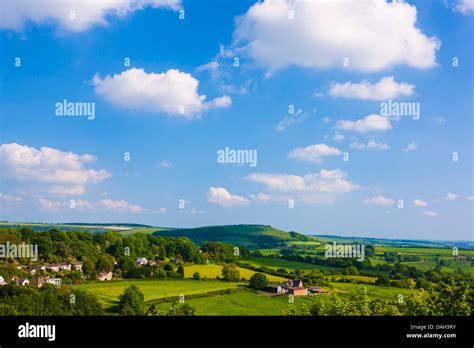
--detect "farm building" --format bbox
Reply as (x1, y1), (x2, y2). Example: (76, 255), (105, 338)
(264, 285), (285, 294)
(308, 286), (325, 295)
(289, 287), (308, 296)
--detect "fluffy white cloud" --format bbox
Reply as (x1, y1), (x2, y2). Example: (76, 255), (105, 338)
(249, 192), (272, 203)
(446, 192), (459, 201)
(1, 0), (181, 32)
(328, 76), (415, 101)
(454, 0), (474, 14)
(363, 196), (395, 206)
(402, 142), (418, 152)
(337, 115), (392, 133)
(0, 193), (23, 206)
(93, 68), (232, 119)
(232, 0), (439, 72)
(207, 187), (250, 208)
(350, 140), (389, 150)
(288, 144), (341, 163)
(0, 143), (110, 195)
(413, 199), (428, 207)
(98, 198), (144, 213)
(38, 198), (66, 212)
(37, 198), (145, 213)
(419, 211), (438, 217)
(247, 169), (358, 194)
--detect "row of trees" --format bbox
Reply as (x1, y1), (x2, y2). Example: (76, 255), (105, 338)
(0, 283), (104, 315)
(283, 281), (472, 316)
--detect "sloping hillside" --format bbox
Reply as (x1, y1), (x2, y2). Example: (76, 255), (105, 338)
(152, 224), (309, 248)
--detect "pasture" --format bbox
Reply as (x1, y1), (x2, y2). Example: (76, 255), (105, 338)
(183, 264), (286, 282)
(75, 279), (241, 309)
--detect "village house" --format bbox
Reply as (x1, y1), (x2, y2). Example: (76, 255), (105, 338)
(286, 279), (304, 288)
(17, 277), (30, 286)
(136, 257), (148, 266)
(45, 278), (62, 286)
(36, 278), (45, 288)
(59, 263), (72, 271)
(73, 262), (83, 272)
(25, 268), (37, 275)
(264, 279), (308, 296)
(47, 264), (61, 272)
(97, 271), (113, 281)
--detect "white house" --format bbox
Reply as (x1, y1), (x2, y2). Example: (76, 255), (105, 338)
(47, 264), (61, 272)
(59, 263), (72, 271)
(97, 271), (113, 281)
(45, 278), (62, 286)
(73, 262), (83, 272)
(0, 276), (6, 285)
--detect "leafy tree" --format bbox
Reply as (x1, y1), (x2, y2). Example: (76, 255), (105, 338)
(248, 273), (268, 290)
(167, 302), (196, 316)
(192, 272), (201, 280)
(375, 275), (391, 287)
(177, 265), (185, 278)
(221, 264), (240, 282)
(118, 285), (145, 315)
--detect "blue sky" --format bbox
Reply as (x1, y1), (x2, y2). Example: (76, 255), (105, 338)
(0, 0), (472, 241)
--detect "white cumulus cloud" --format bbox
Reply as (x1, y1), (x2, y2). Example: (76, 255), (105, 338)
(413, 199), (428, 207)
(446, 192), (459, 201)
(231, 0), (439, 72)
(328, 76), (415, 100)
(93, 68), (232, 119)
(350, 140), (389, 150)
(337, 115), (392, 133)
(207, 187), (250, 208)
(0, 0), (181, 32)
(454, 0), (474, 14)
(402, 142), (418, 152)
(288, 144), (341, 163)
(363, 196), (395, 206)
(0, 143), (110, 195)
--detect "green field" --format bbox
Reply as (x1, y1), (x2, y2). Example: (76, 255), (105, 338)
(240, 257), (337, 272)
(376, 246), (474, 257)
(153, 289), (332, 315)
(184, 264), (286, 282)
(330, 282), (412, 301)
(332, 275), (378, 283)
(75, 279), (242, 309)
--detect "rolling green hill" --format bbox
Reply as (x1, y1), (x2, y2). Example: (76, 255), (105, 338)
(153, 224), (310, 248)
